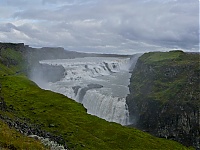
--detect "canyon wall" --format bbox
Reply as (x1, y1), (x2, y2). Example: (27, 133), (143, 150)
(126, 51), (200, 149)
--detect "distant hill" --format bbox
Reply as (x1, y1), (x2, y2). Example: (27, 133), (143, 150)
(25, 45), (131, 63)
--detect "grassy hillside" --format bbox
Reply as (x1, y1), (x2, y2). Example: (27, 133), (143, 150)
(0, 44), (194, 149)
(0, 44), (48, 149)
(0, 75), (193, 150)
(0, 45), (26, 76)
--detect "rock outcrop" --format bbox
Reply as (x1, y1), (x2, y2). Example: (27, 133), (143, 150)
(126, 51), (200, 149)
(0, 114), (68, 149)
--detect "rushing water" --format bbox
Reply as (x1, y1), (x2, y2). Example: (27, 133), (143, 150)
(36, 56), (138, 125)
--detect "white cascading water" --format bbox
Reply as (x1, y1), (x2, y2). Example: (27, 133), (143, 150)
(36, 56), (139, 125)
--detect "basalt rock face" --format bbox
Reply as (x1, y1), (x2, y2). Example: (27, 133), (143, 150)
(0, 42), (25, 53)
(126, 51), (200, 149)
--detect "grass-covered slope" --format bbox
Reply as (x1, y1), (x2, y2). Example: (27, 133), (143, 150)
(0, 75), (193, 150)
(0, 44), (193, 149)
(134, 51), (199, 105)
(0, 43), (26, 76)
(0, 44), (48, 149)
(127, 50), (199, 149)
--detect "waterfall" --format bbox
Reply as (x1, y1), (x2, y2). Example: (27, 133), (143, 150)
(35, 56), (140, 125)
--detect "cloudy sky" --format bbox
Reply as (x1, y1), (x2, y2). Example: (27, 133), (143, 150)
(0, 0), (199, 54)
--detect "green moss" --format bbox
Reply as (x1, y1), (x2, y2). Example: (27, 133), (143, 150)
(0, 75), (192, 150)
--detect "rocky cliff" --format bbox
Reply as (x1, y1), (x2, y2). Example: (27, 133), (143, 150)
(126, 51), (200, 149)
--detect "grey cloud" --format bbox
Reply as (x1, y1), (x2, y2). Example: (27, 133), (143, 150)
(42, 0), (75, 4)
(5, 0), (42, 9)
(0, 0), (199, 54)
(0, 23), (18, 32)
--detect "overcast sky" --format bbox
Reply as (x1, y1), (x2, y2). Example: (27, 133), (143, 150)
(0, 0), (199, 54)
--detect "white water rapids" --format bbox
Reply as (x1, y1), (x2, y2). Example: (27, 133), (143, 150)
(34, 56), (139, 125)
